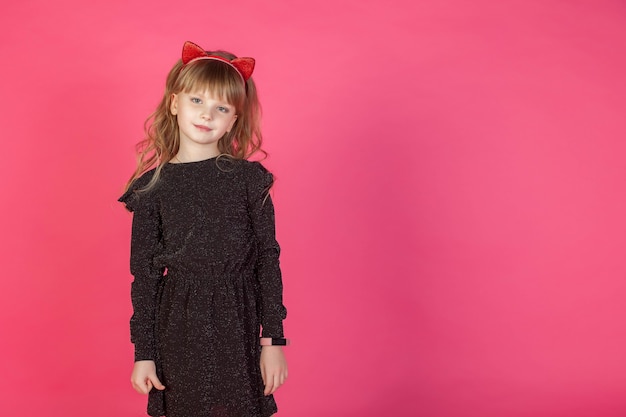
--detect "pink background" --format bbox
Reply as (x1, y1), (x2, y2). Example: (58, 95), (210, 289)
(2, 0), (626, 416)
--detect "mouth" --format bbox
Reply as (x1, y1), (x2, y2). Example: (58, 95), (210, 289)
(194, 124), (212, 132)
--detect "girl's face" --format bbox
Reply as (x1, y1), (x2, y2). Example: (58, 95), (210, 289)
(170, 90), (238, 155)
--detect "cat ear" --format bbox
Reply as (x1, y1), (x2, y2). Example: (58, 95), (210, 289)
(231, 58), (255, 81)
(182, 41), (207, 64)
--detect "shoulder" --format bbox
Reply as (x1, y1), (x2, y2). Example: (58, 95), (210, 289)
(242, 159), (274, 187)
(118, 168), (158, 212)
(242, 159), (272, 177)
(133, 168), (158, 188)
(223, 159), (275, 199)
(216, 157), (273, 182)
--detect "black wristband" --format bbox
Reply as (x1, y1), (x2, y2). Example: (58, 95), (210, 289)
(260, 337), (289, 346)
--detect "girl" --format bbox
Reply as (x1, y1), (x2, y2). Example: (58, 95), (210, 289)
(119, 41), (288, 417)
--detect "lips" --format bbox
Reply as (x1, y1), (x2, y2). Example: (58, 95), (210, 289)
(194, 124), (212, 132)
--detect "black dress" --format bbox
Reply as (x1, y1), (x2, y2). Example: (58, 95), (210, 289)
(119, 156), (287, 417)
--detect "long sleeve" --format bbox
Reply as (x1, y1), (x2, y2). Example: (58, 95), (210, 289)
(119, 174), (164, 361)
(247, 162), (287, 338)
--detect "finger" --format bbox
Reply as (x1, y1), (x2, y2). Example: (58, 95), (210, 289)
(267, 373), (276, 395)
(146, 379), (153, 393)
(132, 378), (147, 394)
(130, 378), (143, 394)
(269, 374), (280, 395)
(264, 373), (274, 396)
(260, 363), (267, 386)
(151, 375), (166, 390)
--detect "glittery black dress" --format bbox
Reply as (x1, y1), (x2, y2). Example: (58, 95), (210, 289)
(119, 157), (287, 417)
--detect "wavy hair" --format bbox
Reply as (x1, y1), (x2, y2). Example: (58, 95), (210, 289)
(124, 50), (265, 191)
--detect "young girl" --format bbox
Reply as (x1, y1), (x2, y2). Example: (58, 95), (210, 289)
(119, 41), (288, 417)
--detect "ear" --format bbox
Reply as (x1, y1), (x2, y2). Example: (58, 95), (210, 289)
(170, 93), (178, 115)
(226, 114), (238, 132)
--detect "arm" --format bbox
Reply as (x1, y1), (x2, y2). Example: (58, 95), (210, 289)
(247, 162), (289, 395)
(247, 162), (287, 338)
(119, 178), (166, 393)
(128, 198), (164, 362)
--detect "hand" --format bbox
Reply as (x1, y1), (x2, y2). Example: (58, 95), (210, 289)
(260, 345), (288, 396)
(131, 360), (166, 394)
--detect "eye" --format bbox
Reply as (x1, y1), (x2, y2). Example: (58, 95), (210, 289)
(217, 106), (230, 113)
(191, 97), (202, 104)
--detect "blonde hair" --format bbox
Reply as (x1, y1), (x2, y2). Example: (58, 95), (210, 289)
(124, 50), (265, 191)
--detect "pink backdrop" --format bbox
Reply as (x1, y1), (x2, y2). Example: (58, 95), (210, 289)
(2, 1), (626, 416)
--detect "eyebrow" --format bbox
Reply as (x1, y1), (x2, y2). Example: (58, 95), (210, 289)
(187, 91), (232, 105)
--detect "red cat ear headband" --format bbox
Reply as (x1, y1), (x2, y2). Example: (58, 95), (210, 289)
(181, 41), (255, 84)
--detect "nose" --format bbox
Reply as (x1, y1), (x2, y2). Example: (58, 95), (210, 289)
(201, 107), (213, 120)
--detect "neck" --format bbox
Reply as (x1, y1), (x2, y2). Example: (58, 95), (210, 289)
(174, 143), (220, 163)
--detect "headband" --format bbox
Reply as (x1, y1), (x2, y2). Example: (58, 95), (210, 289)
(181, 41), (255, 84)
